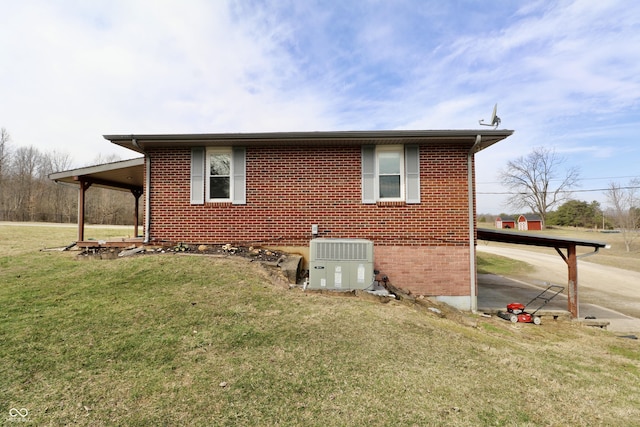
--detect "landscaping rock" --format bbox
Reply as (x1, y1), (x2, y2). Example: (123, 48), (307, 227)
(277, 255), (303, 284)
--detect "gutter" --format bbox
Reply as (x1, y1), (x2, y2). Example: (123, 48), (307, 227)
(577, 245), (608, 259)
(467, 135), (482, 312)
(51, 179), (78, 189)
(132, 138), (151, 243)
(104, 129), (514, 152)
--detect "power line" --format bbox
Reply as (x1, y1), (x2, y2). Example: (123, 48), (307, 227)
(478, 175), (639, 185)
(580, 175), (639, 181)
(478, 186), (640, 195)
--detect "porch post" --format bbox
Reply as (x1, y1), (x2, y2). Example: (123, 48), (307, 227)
(77, 179), (92, 242)
(555, 245), (579, 318)
(566, 245), (579, 318)
(132, 188), (143, 238)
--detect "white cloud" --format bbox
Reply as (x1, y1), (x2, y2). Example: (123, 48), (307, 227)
(0, 0), (638, 212)
(0, 0), (338, 166)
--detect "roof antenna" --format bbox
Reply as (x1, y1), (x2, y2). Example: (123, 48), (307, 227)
(479, 103), (501, 128)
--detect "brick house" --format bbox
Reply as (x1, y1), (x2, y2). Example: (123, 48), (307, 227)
(72, 129), (514, 310)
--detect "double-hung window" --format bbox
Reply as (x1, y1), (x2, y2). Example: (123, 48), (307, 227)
(207, 149), (232, 201)
(361, 145), (420, 204)
(377, 146), (404, 200)
(190, 147), (246, 205)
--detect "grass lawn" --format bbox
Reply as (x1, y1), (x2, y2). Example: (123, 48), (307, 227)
(476, 252), (534, 276)
(1, 223), (639, 426)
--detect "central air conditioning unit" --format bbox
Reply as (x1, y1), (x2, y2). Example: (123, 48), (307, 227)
(308, 238), (374, 290)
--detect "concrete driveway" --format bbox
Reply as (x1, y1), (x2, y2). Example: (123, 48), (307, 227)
(477, 245), (640, 334)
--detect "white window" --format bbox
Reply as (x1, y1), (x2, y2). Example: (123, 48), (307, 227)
(207, 148), (232, 201)
(376, 146), (404, 201)
(190, 147), (246, 205)
(361, 145), (420, 204)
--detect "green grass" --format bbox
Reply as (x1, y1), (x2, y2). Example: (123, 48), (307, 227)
(476, 252), (534, 275)
(1, 223), (640, 425)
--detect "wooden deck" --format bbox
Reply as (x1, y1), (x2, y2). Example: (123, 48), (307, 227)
(76, 237), (144, 249)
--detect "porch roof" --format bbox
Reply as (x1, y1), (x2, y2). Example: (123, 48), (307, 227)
(49, 157), (144, 192)
(477, 228), (607, 250)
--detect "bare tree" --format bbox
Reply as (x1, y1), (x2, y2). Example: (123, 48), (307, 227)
(500, 146), (580, 228)
(0, 127), (10, 176)
(0, 128), (11, 219)
(82, 153), (138, 225)
(39, 150), (75, 222)
(7, 146), (42, 221)
(0, 136), (136, 224)
(606, 179), (640, 252)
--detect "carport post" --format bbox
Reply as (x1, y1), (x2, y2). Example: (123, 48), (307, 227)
(567, 245), (579, 318)
(556, 244), (579, 318)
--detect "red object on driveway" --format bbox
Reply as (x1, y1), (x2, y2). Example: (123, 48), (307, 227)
(498, 285), (565, 325)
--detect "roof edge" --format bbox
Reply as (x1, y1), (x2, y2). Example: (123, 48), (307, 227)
(49, 157), (144, 180)
(477, 228), (607, 249)
(104, 129), (514, 154)
(104, 129), (514, 141)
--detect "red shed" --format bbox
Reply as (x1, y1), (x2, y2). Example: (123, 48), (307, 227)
(495, 216), (516, 229)
(517, 214), (542, 231)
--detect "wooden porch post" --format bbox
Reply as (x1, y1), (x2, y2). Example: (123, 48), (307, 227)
(132, 189), (143, 238)
(556, 245), (579, 318)
(566, 245), (579, 318)
(77, 179), (92, 242)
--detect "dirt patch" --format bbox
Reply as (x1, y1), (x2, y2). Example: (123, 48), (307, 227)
(141, 243), (287, 263)
(77, 243), (286, 263)
(76, 242), (306, 285)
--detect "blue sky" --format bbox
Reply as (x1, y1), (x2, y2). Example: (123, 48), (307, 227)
(1, 0), (638, 213)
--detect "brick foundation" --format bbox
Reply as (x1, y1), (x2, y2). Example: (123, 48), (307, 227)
(374, 245), (471, 296)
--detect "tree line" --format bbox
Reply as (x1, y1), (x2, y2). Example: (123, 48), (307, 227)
(0, 128), (138, 225)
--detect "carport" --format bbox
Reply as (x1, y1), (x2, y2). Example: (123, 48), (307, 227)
(477, 228), (607, 318)
(49, 158), (145, 242)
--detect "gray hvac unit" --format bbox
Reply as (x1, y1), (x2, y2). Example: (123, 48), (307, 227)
(308, 238), (374, 290)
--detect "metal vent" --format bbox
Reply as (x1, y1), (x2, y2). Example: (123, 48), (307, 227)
(308, 239), (374, 291)
(314, 240), (370, 261)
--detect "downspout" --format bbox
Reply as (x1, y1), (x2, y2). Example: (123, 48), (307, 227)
(132, 138), (151, 243)
(467, 135), (482, 312)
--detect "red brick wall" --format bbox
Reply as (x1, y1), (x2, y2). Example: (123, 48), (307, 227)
(146, 143), (475, 296)
(374, 246), (471, 296)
